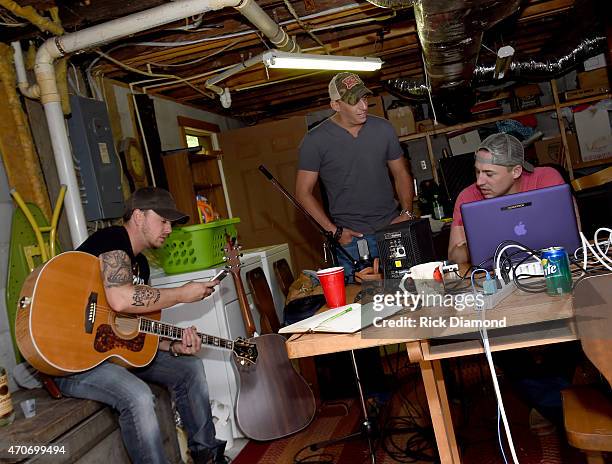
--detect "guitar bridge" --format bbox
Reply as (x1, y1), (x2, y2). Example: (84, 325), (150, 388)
(85, 292), (97, 334)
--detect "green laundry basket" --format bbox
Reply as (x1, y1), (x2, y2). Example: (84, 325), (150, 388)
(158, 218), (240, 274)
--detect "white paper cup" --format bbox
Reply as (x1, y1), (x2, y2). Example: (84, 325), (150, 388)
(407, 261), (445, 295)
(408, 261), (443, 279)
(20, 399), (36, 418)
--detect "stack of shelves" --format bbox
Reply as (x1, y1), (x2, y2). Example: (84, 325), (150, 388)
(398, 81), (611, 181)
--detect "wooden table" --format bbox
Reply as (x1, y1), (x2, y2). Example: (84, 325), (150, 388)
(285, 285), (576, 464)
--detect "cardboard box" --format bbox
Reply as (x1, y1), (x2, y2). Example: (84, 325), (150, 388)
(578, 68), (610, 90)
(513, 84), (542, 110)
(534, 133), (580, 166)
(565, 87), (610, 101)
(386, 106), (415, 136)
(448, 130), (481, 156)
(514, 84), (541, 98)
(416, 119), (446, 132)
(583, 53), (607, 71)
(368, 95), (385, 118)
(574, 107), (612, 162)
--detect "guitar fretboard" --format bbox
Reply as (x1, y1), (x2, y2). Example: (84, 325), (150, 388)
(139, 318), (234, 350)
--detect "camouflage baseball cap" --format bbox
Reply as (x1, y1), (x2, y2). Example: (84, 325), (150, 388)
(328, 72), (372, 105)
(475, 133), (534, 172)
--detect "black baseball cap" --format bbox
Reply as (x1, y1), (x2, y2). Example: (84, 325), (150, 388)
(125, 187), (189, 224)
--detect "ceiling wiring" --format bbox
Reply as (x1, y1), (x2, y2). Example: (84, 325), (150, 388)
(282, 0), (328, 53)
(146, 40), (239, 68)
(88, 6), (394, 90)
(93, 50), (215, 100)
(0, 10), (28, 26)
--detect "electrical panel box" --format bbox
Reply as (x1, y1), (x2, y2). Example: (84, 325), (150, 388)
(67, 95), (124, 221)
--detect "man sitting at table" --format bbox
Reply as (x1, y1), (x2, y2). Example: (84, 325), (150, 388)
(447, 132), (566, 264)
(447, 132), (581, 432)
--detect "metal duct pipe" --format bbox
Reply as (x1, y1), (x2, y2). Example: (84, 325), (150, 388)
(414, 0), (520, 91)
(473, 35), (607, 83)
(384, 78), (429, 100)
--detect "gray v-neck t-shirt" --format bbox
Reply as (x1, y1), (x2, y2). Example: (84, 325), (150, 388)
(299, 115), (403, 234)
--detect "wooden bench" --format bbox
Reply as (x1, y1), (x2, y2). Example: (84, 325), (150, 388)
(2, 385), (181, 463)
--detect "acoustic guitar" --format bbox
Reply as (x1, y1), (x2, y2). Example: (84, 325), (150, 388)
(225, 237), (316, 441)
(15, 251), (257, 377)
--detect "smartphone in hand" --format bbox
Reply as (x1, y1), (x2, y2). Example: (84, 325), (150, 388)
(210, 269), (228, 283)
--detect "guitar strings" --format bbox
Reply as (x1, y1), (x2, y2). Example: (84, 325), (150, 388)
(82, 304), (239, 345)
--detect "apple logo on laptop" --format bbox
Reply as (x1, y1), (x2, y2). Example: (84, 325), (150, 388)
(514, 221), (527, 236)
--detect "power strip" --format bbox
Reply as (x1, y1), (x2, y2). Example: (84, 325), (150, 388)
(494, 258), (543, 282)
(514, 260), (543, 277)
(478, 281), (516, 310)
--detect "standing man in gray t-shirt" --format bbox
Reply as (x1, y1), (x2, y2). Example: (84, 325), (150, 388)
(296, 72), (415, 278)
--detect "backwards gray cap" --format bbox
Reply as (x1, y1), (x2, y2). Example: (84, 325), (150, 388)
(475, 133), (534, 172)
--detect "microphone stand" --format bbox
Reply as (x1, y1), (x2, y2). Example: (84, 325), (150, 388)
(258, 165), (358, 273)
(259, 164), (378, 464)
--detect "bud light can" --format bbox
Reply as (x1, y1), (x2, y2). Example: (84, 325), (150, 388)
(541, 247), (572, 295)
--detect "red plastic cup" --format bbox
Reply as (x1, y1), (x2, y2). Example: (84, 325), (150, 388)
(317, 267), (346, 308)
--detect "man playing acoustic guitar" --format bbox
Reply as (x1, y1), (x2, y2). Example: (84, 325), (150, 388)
(53, 187), (226, 464)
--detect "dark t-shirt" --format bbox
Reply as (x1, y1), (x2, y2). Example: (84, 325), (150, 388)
(298, 115), (403, 234)
(77, 226), (150, 285)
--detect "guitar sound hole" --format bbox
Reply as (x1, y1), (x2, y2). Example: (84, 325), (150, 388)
(113, 315), (140, 337)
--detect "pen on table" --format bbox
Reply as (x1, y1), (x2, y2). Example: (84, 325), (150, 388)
(313, 306), (354, 329)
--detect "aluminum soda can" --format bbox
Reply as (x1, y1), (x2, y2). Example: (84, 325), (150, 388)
(541, 247), (572, 295)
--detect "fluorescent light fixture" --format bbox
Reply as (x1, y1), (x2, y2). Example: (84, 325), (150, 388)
(262, 50), (383, 72)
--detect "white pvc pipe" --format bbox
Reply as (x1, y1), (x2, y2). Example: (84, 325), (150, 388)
(11, 41), (40, 98)
(31, 0), (299, 247)
(237, 0), (299, 52)
(205, 53), (264, 91)
(33, 0), (243, 247)
(55, 0), (239, 57)
(43, 102), (88, 245)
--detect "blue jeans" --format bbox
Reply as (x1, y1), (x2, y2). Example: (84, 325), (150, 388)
(336, 234), (379, 282)
(55, 351), (222, 464)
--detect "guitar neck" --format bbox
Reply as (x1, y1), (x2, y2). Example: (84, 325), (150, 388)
(229, 271), (257, 338)
(139, 318), (234, 350)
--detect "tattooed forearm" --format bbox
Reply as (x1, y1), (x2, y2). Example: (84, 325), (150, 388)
(132, 285), (161, 307)
(101, 251), (132, 288)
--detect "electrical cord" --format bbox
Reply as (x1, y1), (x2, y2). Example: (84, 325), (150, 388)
(577, 228), (612, 272)
(292, 347), (435, 464)
(470, 269), (520, 464)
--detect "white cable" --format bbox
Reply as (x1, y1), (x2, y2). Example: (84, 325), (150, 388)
(421, 52), (437, 125)
(497, 407), (509, 464)
(594, 228), (612, 266)
(494, 244), (530, 282)
(573, 238), (611, 267)
(578, 230), (612, 272)
(481, 328), (520, 464)
(470, 268), (520, 463)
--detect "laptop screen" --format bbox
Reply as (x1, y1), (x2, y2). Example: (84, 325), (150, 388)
(461, 184), (581, 267)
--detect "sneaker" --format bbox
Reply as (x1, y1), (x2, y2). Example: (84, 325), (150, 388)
(529, 408), (556, 436)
